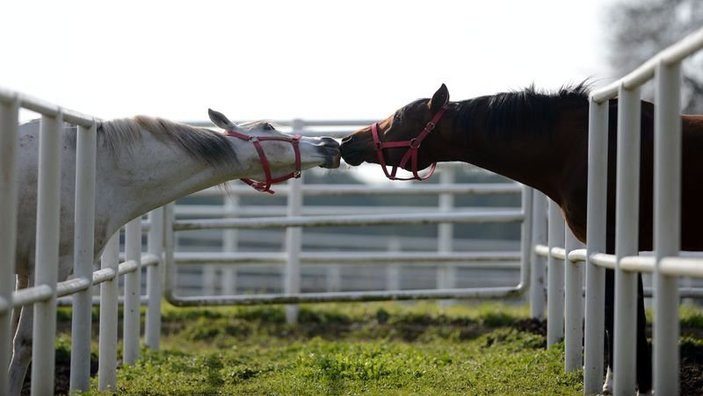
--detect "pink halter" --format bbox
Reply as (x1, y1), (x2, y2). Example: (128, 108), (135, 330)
(225, 129), (302, 194)
(370, 105), (449, 181)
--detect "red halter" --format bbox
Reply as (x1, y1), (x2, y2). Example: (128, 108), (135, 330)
(370, 105), (449, 181)
(225, 129), (302, 194)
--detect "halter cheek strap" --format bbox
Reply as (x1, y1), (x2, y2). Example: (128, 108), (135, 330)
(371, 105), (448, 181)
(225, 130), (302, 194)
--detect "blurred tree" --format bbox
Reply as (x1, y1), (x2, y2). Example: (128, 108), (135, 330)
(607, 0), (703, 112)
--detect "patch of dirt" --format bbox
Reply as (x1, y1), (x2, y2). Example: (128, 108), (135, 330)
(21, 353), (98, 396)
(512, 318), (703, 395)
(681, 339), (703, 396)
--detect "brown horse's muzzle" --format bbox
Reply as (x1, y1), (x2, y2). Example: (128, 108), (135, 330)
(340, 132), (372, 166)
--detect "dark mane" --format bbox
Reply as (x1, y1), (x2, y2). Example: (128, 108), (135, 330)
(457, 82), (591, 135)
(98, 116), (237, 166)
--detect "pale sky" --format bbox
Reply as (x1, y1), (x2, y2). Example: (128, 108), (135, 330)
(2, 0), (617, 123)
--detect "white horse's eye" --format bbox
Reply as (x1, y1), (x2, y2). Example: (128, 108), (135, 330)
(263, 123), (275, 131)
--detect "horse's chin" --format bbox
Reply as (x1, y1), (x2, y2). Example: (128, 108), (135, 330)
(320, 154), (341, 169)
(342, 156), (364, 166)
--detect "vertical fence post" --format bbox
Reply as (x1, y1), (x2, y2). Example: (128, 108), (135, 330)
(385, 237), (401, 291)
(613, 84), (641, 395)
(285, 119), (304, 324)
(70, 121), (97, 392)
(564, 228), (584, 372)
(222, 194), (239, 294)
(98, 233), (120, 391)
(584, 98), (609, 393)
(653, 60), (681, 396)
(437, 165), (455, 297)
(31, 111), (63, 395)
(146, 208), (164, 350)
(546, 200), (565, 346)
(0, 95), (19, 396)
(530, 191), (547, 319)
(123, 217), (142, 364)
(519, 186), (533, 294)
(163, 203), (176, 299)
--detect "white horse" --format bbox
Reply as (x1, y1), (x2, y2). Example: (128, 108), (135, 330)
(8, 109), (340, 395)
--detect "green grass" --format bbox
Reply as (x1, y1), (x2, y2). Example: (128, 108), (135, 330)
(70, 302), (589, 395)
(48, 301), (703, 395)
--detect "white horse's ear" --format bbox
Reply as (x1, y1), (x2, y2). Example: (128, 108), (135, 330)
(208, 108), (239, 130)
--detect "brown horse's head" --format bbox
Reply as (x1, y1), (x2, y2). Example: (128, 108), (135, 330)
(341, 84), (455, 179)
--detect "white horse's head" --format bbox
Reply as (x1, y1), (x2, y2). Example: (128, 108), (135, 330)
(208, 109), (340, 172)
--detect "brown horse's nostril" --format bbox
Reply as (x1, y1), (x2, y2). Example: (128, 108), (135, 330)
(341, 135), (353, 144)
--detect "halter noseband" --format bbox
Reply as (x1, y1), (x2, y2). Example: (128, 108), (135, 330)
(370, 105), (449, 181)
(225, 129), (302, 194)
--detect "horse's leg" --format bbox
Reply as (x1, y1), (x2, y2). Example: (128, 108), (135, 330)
(7, 267), (30, 396)
(10, 274), (28, 339)
(636, 274), (652, 394)
(604, 270), (653, 395)
(9, 300), (32, 396)
(604, 268), (615, 394)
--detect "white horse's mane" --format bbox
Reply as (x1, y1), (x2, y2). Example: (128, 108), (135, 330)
(98, 116), (238, 165)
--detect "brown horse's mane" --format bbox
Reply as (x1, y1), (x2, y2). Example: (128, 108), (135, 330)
(456, 82), (592, 136)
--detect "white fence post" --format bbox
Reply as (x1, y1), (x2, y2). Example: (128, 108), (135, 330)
(98, 233), (120, 391)
(222, 194), (239, 294)
(653, 60), (681, 396)
(613, 84), (641, 394)
(146, 208), (164, 350)
(0, 94), (19, 396)
(584, 98), (609, 394)
(437, 165), (455, 296)
(31, 112), (63, 395)
(385, 237), (402, 291)
(530, 191), (547, 319)
(123, 217), (142, 364)
(564, 228), (584, 372)
(546, 200), (565, 346)
(69, 121), (97, 392)
(285, 119), (304, 324)
(519, 186), (534, 295)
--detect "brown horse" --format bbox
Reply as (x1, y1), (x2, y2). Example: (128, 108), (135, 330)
(340, 83), (703, 393)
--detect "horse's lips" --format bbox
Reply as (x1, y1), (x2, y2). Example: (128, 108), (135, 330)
(340, 142), (365, 166)
(317, 139), (342, 169)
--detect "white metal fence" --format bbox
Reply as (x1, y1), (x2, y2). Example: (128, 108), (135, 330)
(2, 27), (703, 396)
(534, 27), (703, 395)
(0, 88), (163, 394)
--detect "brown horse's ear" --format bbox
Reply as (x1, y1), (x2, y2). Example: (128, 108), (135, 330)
(429, 84), (450, 114)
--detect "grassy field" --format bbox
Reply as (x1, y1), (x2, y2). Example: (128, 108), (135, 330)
(47, 302), (703, 395)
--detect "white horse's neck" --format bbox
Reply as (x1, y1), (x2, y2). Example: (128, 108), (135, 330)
(93, 122), (262, 245)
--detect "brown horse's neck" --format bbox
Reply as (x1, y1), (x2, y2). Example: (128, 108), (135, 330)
(447, 101), (590, 206)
